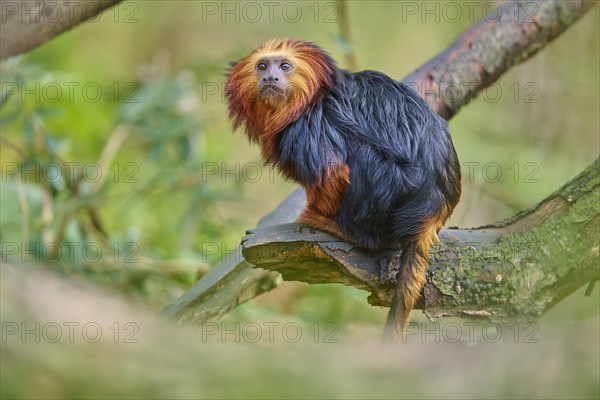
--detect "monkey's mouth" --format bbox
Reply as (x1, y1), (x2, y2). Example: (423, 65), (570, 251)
(259, 85), (288, 101)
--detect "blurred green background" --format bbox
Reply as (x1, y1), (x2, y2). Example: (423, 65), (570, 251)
(1, 1), (598, 398)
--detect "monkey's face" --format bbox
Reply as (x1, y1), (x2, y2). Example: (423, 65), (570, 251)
(255, 56), (293, 105)
(226, 38), (339, 127)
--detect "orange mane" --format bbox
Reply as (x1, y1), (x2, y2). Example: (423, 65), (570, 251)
(225, 38), (339, 160)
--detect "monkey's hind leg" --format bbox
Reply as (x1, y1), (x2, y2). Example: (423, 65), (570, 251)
(382, 224), (440, 344)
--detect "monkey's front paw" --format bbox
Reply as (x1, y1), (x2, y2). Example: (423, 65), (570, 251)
(379, 255), (402, 284)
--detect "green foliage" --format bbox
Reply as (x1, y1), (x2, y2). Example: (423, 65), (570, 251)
(0, 58), (242, 304)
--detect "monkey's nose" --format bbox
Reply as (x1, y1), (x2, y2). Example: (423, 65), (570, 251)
(263, 76), (279, 82)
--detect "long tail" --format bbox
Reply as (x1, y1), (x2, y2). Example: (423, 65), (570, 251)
(383, 228), (438, 344)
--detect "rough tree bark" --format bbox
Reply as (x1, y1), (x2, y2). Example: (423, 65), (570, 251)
(158, 0), (597, 325)
(404, 0), (598, 119)
(0, 0), (123, 60)
(243, 159), (599, 323)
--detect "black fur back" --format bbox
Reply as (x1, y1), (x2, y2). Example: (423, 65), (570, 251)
(276, 70), (461, 250)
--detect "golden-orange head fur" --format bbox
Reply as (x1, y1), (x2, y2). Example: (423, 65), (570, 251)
(225, 38), (339, 159)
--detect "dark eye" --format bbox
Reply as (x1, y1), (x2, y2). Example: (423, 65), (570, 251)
(257, 62), (267, 71)
(280, 62), (291, 71)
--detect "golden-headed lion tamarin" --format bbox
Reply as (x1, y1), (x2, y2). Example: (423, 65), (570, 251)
(225, 38), (461, 342)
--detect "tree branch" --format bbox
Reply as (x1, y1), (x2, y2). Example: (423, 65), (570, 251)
(242, 159), (599, 322)
(160, 0), (598, 326)
(404, 0), (597, 119)
(0, 0), (123, 60)
(158, 188), (305, 325)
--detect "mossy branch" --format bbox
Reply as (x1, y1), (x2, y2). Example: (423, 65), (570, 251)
(242, 159), (599, 322)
